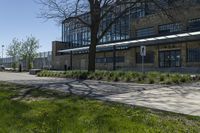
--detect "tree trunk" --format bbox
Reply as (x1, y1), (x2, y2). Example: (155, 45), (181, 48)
(88, 33), (98, 72)
(88, 0), (100, 72)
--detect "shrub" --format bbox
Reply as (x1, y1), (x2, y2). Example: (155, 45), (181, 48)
(123, 72), (132, 82)
(37, 70), (195, 85)
(94, 71), (103, 80)
(124, 76), (131, 82)
(180, 77), (186, 83)
(171, 75), (180, 84)
(87, 72), (95, 79)
(82, 72), (89, 79)
(159, 75), (165, 82)
(148, 72), (160, 79)
(137, 77), (142, 82)
(149, 78), (155, 84)
(166, 73), (170, 77)
(141, 74), (146, 80)
(112, 75), (119, 82)
(165, 80), (173, 85)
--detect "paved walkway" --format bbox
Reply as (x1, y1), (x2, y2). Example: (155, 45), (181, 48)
(0, 72), (200, 116)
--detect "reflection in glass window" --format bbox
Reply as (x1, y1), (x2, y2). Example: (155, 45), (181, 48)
(188, 48), (200, 62)
(136, 52), (154, 63)
(61, 2), (158, 48)
(96, 56), (125, 63)
(159, 23), (182, 35)
(188, 18), (200, 31)
(96, 57), (105, 63)
(136, 27), (155, 38)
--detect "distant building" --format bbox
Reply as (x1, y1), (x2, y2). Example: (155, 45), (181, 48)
(0, 57), (13, 68)
(52, 0), (200, 73)
(0, 51), (52, 69)
(33, 51), (52, 69)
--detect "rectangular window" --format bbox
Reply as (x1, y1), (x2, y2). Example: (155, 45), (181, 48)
(159, 23), (182, 35)
(136, 27), (155, 38)
(116, 56), (125, 63)
(159, 50), (181, 68)
(96, 56), (125, 63)
(187, 48), (200, 62)
(106, 57), (113, 63)
(96, 58), (105, 63)
(188, 18), (200, 31)
(136, 51), (154, 63)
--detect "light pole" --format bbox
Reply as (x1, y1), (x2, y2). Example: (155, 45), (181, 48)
(1, 45), (4, 65)
(2, 45), (4, 58)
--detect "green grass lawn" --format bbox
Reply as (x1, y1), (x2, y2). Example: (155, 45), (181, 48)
(0, 82), (200, 133)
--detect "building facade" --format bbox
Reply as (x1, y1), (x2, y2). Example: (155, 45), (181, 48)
(52, 0), (200, 73)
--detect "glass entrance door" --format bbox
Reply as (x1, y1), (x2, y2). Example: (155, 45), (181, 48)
(159, 50), (181, 68)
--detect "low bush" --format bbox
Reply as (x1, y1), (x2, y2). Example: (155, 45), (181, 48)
(149, 78), (155, 84)
(171, 74), (180, 84)
(160, 75), (165, 82)
(37, 70), (197, 85)
(165, 79), (173, 85)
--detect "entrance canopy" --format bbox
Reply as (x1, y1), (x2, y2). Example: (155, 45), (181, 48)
(59, 31), (200, 53)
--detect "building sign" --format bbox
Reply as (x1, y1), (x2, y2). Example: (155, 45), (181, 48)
(140, 46), (146, 56)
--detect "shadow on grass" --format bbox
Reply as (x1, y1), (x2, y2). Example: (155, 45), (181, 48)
(0, 81), (200, 132)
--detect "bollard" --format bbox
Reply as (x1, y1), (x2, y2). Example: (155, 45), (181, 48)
(64, 64), (67, 71)
(19, 64), (22, 72)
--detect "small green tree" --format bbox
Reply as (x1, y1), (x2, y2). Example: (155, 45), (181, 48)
(20, 36), (40, 70)
(7, 38), (22, 70)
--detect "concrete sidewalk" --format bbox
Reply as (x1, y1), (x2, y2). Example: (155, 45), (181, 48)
(0, 72), (200, 116)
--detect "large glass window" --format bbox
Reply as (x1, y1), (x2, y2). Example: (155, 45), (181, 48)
(159, 50), (181, 68)
(188, 18), (200, 31)
(159, 23), (182, 35)
(136, 52), (154, 63)
(136, 27), (155, 38)
(62, 2), (158, 48)
(187, 48), (200, 62)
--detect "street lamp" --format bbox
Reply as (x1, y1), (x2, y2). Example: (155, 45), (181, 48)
(2, 45), (4, 59)
(2, 45), (4, 65)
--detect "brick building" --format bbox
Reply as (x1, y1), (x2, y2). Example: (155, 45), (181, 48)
(52, 0), (200, 73)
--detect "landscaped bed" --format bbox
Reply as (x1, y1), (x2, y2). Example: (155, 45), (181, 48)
(0, 82), (200, 132)
(37, 70), (200, 84)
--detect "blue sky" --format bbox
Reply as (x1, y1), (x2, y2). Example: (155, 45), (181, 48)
(0, 0), (61, 56)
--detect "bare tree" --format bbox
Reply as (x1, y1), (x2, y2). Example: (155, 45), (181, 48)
(37, 0), (189, 72)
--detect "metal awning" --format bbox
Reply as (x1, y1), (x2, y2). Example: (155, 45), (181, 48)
(59, 31), (200, 53)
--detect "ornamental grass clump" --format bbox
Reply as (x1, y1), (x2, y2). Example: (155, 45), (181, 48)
(87, 72), (95, 79)
(37, 70), (197, 85)
(110, 72), (120, 81)
(69, 71), (87, 79)
(93, 71), (103, 80)
(149, 78), (155, 84)
(79, 71), (88, 79)
(165, 79), (173, 85)
(140, 74), (147, 83)
(171, 74), (181, 84)
(159, 75), (165, 82)
(131, 72), (140, 80)
(180, 76), (187, 83)
(148, 72), (160, 78)
(123, 72), (133, 82)
(180, 74), (191, 83)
